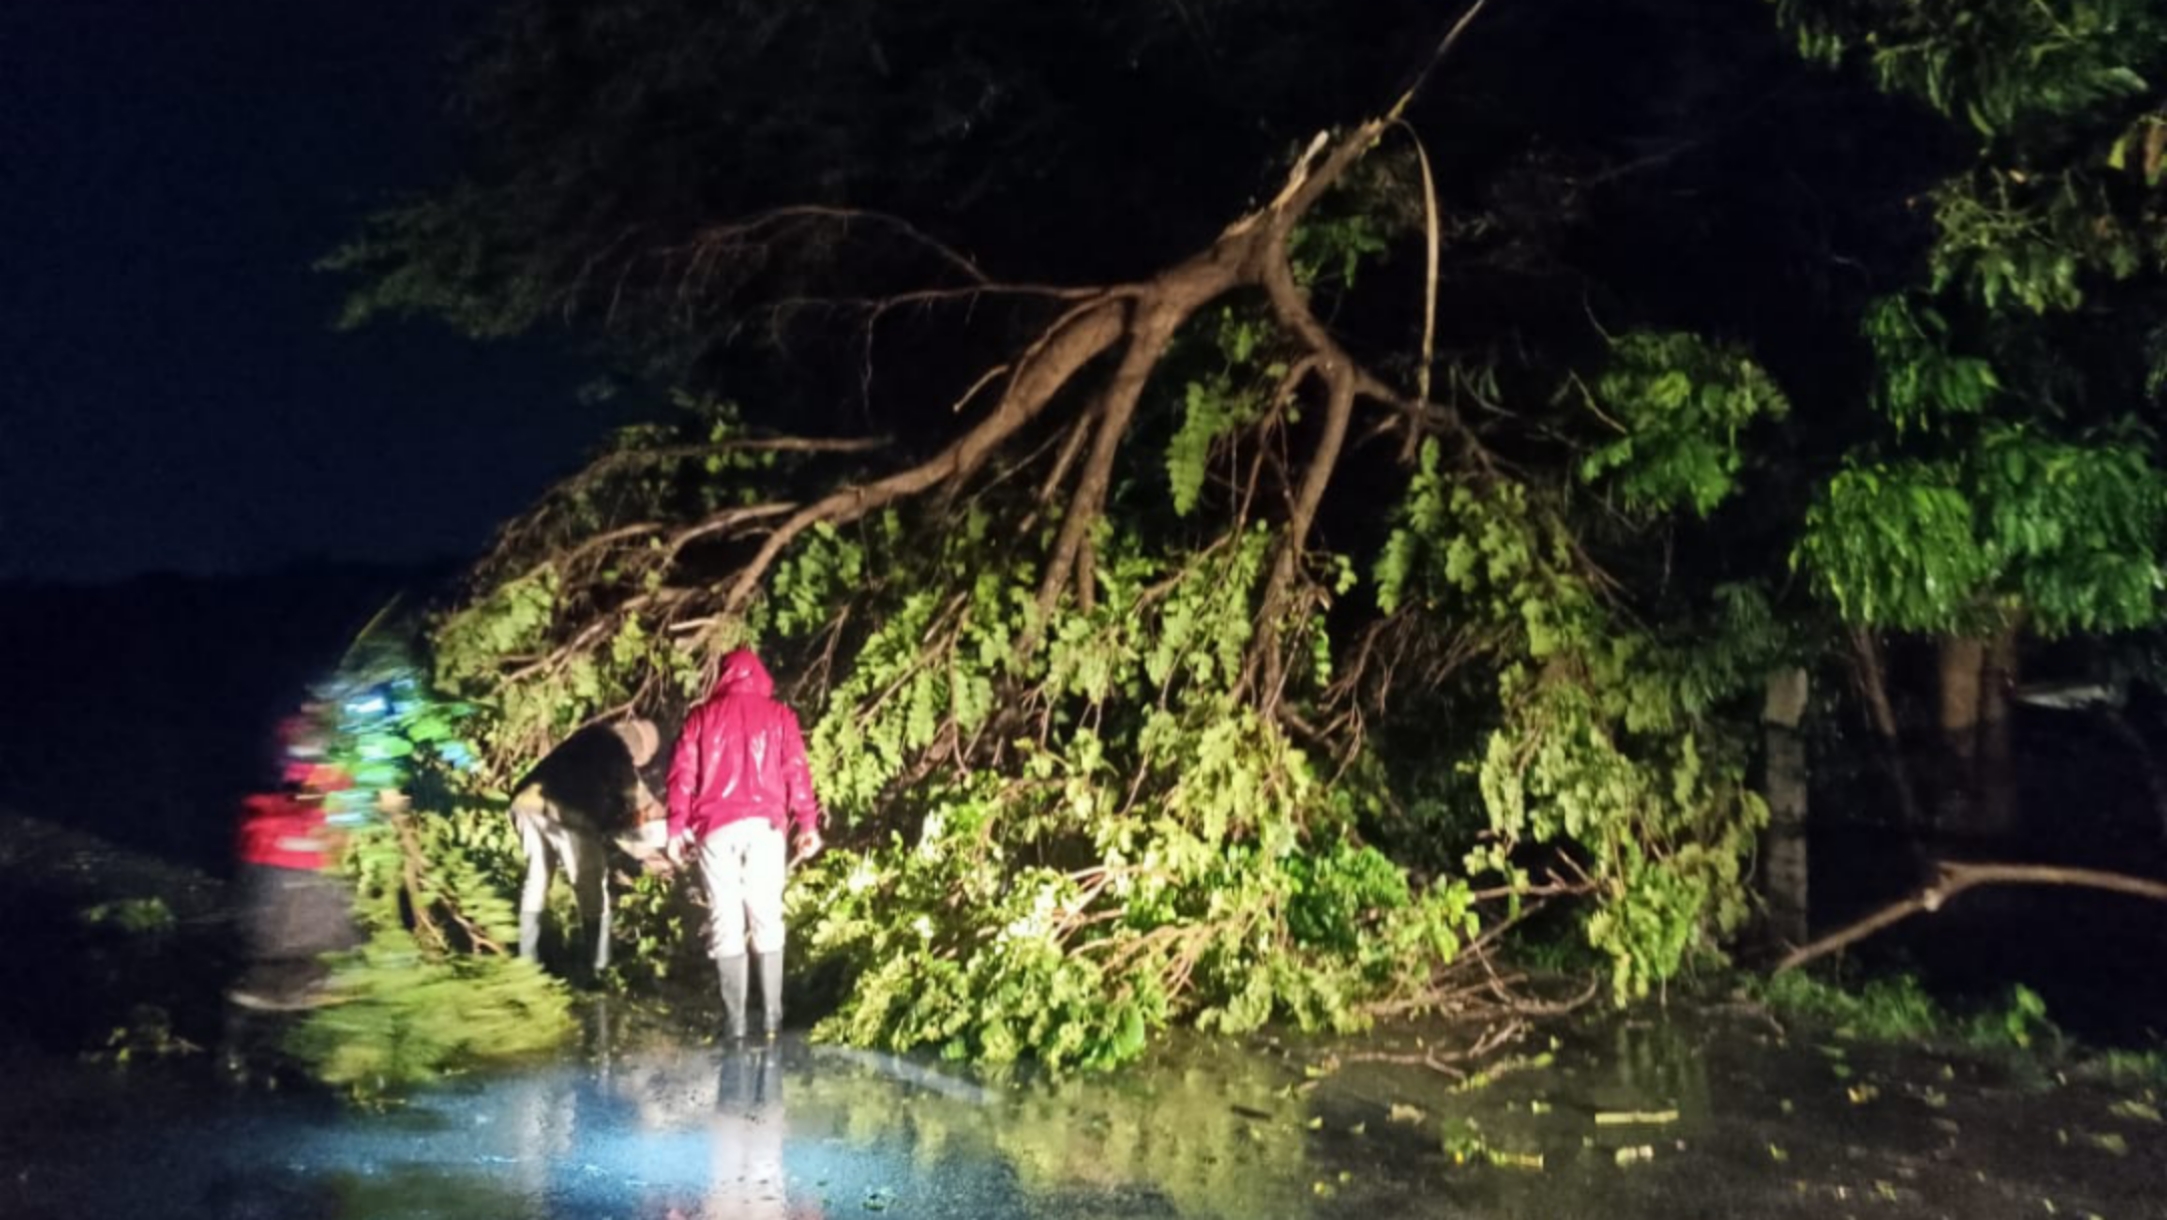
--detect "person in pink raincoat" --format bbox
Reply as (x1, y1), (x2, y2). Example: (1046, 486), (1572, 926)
(665, 648), (824, 1041)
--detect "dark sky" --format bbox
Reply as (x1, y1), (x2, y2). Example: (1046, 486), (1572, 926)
(0, 0), (621, 584)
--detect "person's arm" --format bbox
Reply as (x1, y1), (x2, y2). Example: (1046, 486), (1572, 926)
(619, 770), (669, 870)
(779, 709), (824, 864)
(664, 709), (704, 858)
(630, 774), (663, 822)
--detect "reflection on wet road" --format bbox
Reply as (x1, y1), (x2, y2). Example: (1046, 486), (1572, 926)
(1, 1004), (2161, 1219)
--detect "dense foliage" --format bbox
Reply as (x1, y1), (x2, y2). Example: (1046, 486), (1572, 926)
(1780, 0), (2167, 641)
(287, 635), (576, 1094)
(419, 294), (1780, 1072)
(328, 0), (2167, 1071)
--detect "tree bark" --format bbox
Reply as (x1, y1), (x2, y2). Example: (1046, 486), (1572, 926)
(1034, 295), (1195, 621)
(1760, 667), (1811, 947)
(1976, 625), (2020, 837)
(1849, 629), (1923, 827)
(1936, 635), (1985, 833)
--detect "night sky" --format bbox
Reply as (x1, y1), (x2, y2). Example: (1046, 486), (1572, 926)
(0, 0), (621, 584)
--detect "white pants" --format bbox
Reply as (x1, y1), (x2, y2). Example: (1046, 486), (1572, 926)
(513, 791), (611, 971)
(697, 819), (787, 959)
(512, 790), (668, 974)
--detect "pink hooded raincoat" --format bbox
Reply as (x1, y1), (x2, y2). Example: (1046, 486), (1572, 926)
(666, 649), (823, 844)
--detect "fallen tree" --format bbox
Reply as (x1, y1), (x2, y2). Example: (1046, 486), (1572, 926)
(391, 2), (1800, 1072)
(284, 0), (2167, 1075)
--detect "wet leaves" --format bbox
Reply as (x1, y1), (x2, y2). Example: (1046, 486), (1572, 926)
(1308, 1169), (1358, 1197)
(1592, 1109), (1679, 1126)
(2105, 1098), (2160, 1123)
(2081, 1131), (2129, 1157)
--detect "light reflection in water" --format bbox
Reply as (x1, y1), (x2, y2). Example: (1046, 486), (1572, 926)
(287, 1028), (1327, 1219)
(13, 997), (2161, 1220)
(22, 1023), (1360, 1220)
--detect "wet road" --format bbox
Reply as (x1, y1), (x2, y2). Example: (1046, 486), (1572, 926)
(2, 1002), (2162, 1220)
(0, 814), (2160, 1219)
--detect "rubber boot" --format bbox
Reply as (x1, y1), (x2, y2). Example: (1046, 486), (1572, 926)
(717, 1044), (754, 1110)
(754, 1039), (781, 1104)
(718, 953), (750, 1042)
(518, 908), (543, 962)
(759, 946), (785, 1040)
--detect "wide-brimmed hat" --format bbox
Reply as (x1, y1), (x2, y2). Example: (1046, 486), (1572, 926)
(611, 718), (661, 766)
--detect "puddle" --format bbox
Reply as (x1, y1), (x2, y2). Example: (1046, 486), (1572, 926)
(2, 1000), (2161, 1219)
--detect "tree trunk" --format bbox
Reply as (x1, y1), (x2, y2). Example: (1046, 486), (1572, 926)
(1849, 630), (1922, 827)
(1975, 625), (2020, 837)
(1936, 635), (1985, 833)
(1760, 667), (1811, 947)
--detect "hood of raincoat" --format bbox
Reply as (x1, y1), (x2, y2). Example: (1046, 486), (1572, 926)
(713, 649), (774, 700)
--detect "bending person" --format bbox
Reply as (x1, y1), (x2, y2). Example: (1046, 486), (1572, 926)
(666, 648), (824, 1042)
(509, 718), (668, 977)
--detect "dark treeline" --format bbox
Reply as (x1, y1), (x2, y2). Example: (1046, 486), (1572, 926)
(0, 562), (451, 874)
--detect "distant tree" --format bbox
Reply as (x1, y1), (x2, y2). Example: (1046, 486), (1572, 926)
(326, 0), (1459, 417)
(1778, 0), (2167, 836)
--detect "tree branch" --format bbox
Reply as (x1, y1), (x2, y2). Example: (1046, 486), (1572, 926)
(720, 297), (1129, 616)
(1775, 860), (2167, 973)
(670, 205), (999, 287)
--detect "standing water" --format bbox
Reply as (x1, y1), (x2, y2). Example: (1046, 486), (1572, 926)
(0, 813), (2160, 1219)
(2, 998), (2162, 1219)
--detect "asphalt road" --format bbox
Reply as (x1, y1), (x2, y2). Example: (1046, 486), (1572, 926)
(0, 811), (2161, 1219)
